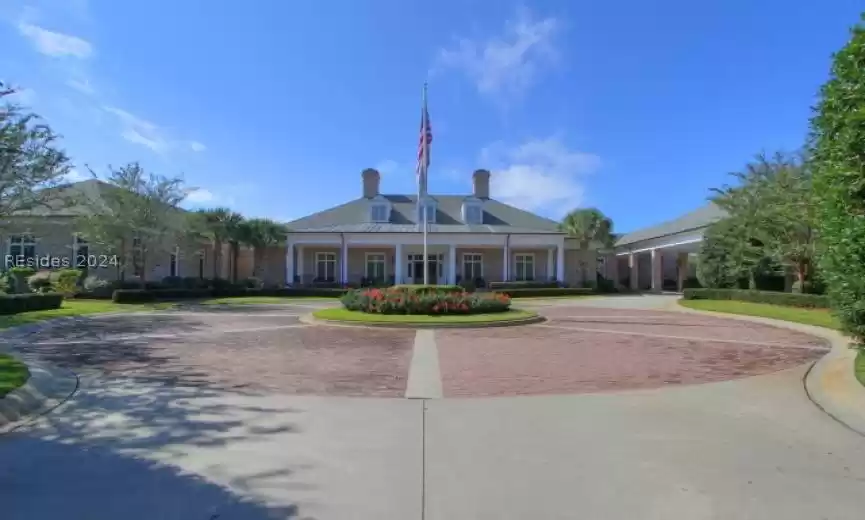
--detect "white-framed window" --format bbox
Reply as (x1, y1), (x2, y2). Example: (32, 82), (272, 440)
(514, 253), (535, 281)
(371, 204), (388, 222)
(132, 237), (143, 277)
(8, 234), (36, 267)
(464, 204), (482, 224)
(365, 252), (386, 281)
(315, 252), (337, 282)
(462, 253), (483, 280)
(407, 253), (443, 279)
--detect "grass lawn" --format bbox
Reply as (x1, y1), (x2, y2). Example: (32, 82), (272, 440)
(0, 354), (30, 398)
(0, 299), (176, 330)
(200, 296), (338, 305)
(678, 299), (841, 330)
(313, 307), (538, 324)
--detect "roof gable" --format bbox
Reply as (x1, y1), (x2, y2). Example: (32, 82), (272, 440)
(615, 202), (727, 247)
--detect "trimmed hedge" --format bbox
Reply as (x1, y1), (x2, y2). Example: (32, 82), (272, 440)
(341, 287), (511, 314)
(499, 287), (594, 298)
(488, 281), (559, 290)
(391, 284), (463, 294)
(0, 292), (64, 314)
(111, 287), (348, 303)
(682, 288), (829, 309)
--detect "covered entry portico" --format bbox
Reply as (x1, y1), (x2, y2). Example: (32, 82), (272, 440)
(285, 232), (567, 286)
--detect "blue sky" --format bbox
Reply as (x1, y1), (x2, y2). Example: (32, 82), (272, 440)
(1, 0), (862, 233)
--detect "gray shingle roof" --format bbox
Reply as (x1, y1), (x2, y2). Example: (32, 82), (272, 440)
(10, 179), (115, 217)
(615, 202), (727, 247)
(286, 194), (565, 234)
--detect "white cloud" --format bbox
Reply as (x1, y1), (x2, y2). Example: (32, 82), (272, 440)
(66, 77), (96, 95)
(435, 8), (558, 100)
(102, 106), (171, 154)
(374, 159), (399, 175)
(63, 168), (89, 183)
(17, 22), (92, 58)
(189, 141), (206, 152)
(480, 137), (600, 217)
(186, 188), (216, 204)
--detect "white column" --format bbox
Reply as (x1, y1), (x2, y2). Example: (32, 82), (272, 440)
(502, 244), (509, 282)
(341, 242), (349, 284)
(676, 252), (689, 292)
(285, 242), (294, 285)
(546, 247), (554, 282)
(651, 248), (663, 292)
(296, 246), (304, 285)
(556, 243), (565, 283)
(448, 244), (456, 284)
(607, 254), (620, 287)
(395, 243), (403, 284)
(629, 252), (638, 291)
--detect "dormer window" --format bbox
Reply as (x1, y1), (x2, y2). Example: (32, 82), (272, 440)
(462, 201), (483, 224)
(371, 204), (388, 222)
(417, 200), (436, 223)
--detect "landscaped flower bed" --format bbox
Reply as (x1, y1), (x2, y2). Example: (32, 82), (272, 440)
(341, 286), (511, 315)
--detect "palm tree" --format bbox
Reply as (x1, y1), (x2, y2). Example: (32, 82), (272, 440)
(238, 218), (287, 279)
(196, 208), (243, 280)
(559, 208), (614, 285)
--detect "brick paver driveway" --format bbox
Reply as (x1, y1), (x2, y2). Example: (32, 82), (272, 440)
(437, 305), (829, 397)
(6, 299), (830, 399)
(9, 304), (414, 397)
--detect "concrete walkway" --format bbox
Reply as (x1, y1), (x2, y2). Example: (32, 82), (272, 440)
(1, 295), (864, 519)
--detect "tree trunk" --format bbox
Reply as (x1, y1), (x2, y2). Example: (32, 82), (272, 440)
(118, 238), (126, 282)
(795, 261), (807, 293)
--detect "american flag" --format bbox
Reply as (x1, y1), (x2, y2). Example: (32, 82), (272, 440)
(416, 84), (432, 196)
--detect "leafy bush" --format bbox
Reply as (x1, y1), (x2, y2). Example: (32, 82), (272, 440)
(682, 288), (829, 308)
(488, 281), (559, 290)
(341, 287), (510, 315)
(0, 293), (64, 314)
(112, 286), (348, 303)
(682, 277), (702, 289)
(595, 274), (618, 293)
(27, 270), (53, 293)
(52, 269), (82, 298)
(161, 276), (183, 287)
(241, 277), (263, 289)
(8, 267), (36, 294)
(498, 287), (594, 298)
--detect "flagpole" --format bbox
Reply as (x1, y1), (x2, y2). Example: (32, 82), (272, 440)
(421, 82), (429, 285)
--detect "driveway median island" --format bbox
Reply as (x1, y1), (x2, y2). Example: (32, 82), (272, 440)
(312, 285), (543, 328)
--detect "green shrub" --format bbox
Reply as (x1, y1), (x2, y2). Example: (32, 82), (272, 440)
(681, 288), (829, 308)
(112, 289), (157, 303)
(498, 287), (594, 298)
(341, 287), (510, 314)
(52, 269), (83, 298)
(8, 267), (36, 294)
(241, 277), (263, 289)
(488, 281), (559, 290)
(112, 286), (348, 303)
(27, 270), (53, 293)
(391, 284), (463, 294)
(682, 277), (702, 289)
(161, 276), (183, 287)
(809, 15), (865, 345)
(0, 293), (64, 314)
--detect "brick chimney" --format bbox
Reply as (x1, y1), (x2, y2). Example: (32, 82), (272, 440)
(361, 168), (380, 198)
(472, 169), (491, 199)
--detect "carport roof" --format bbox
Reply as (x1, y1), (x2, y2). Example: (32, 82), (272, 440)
(615, 202), (727, 247)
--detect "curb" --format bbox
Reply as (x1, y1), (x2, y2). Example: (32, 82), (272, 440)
(300, 311), (547, 329)
(0, 354), (79, 434)
(671, 302), (865, 436)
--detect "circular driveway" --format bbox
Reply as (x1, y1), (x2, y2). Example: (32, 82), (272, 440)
(7, 300), (829, 398)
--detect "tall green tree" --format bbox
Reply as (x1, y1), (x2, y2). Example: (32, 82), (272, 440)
(195, 207), (243, 280)
(559, 208), (614, 284)
(810, 15), (865, 345)
(0, 82), (71, 218)
(75, 163), (194, 287)
(238, 218), (286, 279)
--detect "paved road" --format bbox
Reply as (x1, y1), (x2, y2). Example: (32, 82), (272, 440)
(1, 295), (864, 519)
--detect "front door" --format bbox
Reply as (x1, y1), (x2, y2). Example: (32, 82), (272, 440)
(411, 258), (438, 284)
